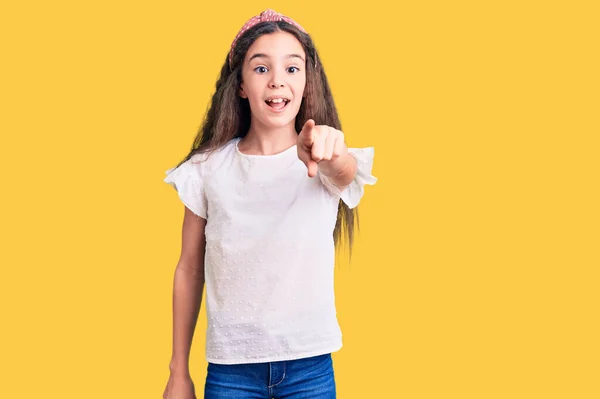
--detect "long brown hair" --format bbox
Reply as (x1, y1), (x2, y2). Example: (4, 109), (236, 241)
(173, 20), (359, 257)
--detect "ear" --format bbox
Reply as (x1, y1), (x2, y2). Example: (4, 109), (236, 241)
(239, 83), (247, 99)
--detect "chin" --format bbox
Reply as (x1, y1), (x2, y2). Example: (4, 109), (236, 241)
(251, 104), (301, 129)
(261, 111), (299, 128)
(264, 118), (296, 129)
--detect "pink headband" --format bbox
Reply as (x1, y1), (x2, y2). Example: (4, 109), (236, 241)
(228, 9), (312, 70)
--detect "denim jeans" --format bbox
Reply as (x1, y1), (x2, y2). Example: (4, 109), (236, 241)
(204, 353), (336, 399)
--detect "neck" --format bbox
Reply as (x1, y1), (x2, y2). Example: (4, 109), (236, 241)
(239, 120), (298, 155)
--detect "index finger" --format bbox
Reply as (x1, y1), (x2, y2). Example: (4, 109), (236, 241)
(300, 119), (316, 147)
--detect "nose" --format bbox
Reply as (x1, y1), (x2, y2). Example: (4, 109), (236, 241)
(269, 71), (285, 88)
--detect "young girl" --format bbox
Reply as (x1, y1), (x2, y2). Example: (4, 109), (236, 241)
(162, 9), (376, 399)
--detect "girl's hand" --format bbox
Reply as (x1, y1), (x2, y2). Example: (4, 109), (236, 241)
(163, 372), (196, 399)
(297, 119), (348, 178)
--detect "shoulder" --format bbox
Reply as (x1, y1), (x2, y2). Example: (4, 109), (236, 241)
(187, 138), (239, 172)
(165, 139), (238, 183)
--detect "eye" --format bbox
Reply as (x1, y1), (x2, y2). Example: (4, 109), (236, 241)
(254, 66), (268, 74)
(287, 66), (300, 74)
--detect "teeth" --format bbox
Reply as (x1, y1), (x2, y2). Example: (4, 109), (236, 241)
(267, 98), (287, 103)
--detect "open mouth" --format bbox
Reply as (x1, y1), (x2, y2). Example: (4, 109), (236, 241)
(265, 98), (290, 111)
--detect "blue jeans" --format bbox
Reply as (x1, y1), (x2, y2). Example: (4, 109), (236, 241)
(204, 353), (336, 399)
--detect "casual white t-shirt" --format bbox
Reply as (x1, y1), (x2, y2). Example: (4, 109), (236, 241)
(164, 137), (376, 364)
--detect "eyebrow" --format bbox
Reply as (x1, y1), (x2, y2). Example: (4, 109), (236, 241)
(248, 53), (305, 63)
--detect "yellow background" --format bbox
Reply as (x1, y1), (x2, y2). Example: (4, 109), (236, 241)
(1, 1), (598, 398)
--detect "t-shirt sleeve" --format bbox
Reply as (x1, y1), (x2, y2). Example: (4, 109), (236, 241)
(164, 159), (207, 219)
(318, 147), (377, 209)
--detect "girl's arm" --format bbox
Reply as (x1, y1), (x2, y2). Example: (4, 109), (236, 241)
(296, 119), (358, 189)
(168, 206), (207, 376)
(317, 151), (358, 189)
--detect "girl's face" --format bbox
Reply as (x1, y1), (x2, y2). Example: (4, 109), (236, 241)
(239, 31), (307, 130)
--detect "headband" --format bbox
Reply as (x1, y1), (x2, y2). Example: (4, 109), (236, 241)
(228, 9), (314, 71)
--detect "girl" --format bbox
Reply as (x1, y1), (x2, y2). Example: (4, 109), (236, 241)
(162, 9), (376, 399)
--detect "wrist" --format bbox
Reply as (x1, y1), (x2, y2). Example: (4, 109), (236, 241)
(169, 360), (190, 375)
(320, 152), (355, 177)
(319, 152), (357, 188)
(318, 151), (350, 177)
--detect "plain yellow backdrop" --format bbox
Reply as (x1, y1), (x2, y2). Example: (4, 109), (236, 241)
(1, 1), (599, 398)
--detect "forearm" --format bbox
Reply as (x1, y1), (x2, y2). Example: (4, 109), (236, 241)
(318, 151), (357, 188)
(169, 263), (205, 375)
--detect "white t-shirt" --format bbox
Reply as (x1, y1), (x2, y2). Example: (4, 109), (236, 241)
(164, 137), (376, 364)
